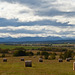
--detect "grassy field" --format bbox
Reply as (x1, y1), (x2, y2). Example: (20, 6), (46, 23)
(0, 44), (41, 50)
(0, 56), (75, 75)
(0, 44), (75, 75)
(0, 44), (75, 50)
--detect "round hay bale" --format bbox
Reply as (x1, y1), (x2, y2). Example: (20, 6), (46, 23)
(33, 56), (36, 58)
(3, 58), (7, 62)
(39, 58), (43, 62)
(73, 62), (75, 70)
(25, 60), (32, 67)
(58, 59), (63, 62)
(21, 58), (24, 61)
(68, 57), (72, 60)
(66, 58), (70, 62)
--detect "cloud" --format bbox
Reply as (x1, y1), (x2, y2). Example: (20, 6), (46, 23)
(0, 25), (75, 38)
(0, 0), (75, 24)
(0, 0), (75, 38)
(0, 1), (51, 22)
(0, 18), (72, 27)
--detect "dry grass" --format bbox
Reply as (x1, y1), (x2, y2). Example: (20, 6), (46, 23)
(0, 56), (75, 75)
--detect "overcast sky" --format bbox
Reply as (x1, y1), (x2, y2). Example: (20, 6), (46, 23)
(0, 0), (75, 38)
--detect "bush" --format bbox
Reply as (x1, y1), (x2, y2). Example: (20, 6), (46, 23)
(59, 52), (64, 59)
(13, 50), (26, 56)
(0, 49), (9, 53)
(2, 53), (5, 57)
(26, 51), (34, 56)
(59, 50), (74, 59)
(37, 52), (40, 55)
(13, 47), (26, 51)
(28, 52), (34, 56)
(44, 55), (49, 59)
(41, 51), (49, 56)
(50, 53), (56, 60)
(40, 55), (43, 58)
(40, 47), (67, 52)
(41, 51), (49, 59)
(63, 50), (74, 59)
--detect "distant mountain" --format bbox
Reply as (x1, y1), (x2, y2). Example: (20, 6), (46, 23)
(0, 36), (75, 44)
(0, 36), (63, 42)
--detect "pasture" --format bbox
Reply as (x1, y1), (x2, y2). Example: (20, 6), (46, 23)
(0, 44), (75, 75)
(0, 44), (41, 50)
(0, 56), (75, 75)
(0, 44), (75, 50)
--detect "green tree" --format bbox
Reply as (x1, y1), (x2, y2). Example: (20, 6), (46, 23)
(41, 51), (49, 59)
(2, 53), (5, 57)
(50, 53), (56, 60)
(63, 50), (74, 59)
(59, 52), (64, 59)
(37, 52), (40, 55)
(13, 50), (26, 56)
(14, 47), (26, 51)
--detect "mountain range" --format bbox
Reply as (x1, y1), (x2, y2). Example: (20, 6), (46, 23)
(0, 36), (75, 43)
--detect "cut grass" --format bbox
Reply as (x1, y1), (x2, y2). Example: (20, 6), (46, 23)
(0, 56), (75, 75)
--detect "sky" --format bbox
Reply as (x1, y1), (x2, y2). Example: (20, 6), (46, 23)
(0, 0), (75, 38)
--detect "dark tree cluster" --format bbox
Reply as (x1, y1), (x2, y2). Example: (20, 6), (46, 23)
(0, 48), (9, 53)
(59, 50), (74, 59)
(39, 47), (67, 52)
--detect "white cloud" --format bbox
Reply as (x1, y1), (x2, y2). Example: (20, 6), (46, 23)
(0, 1), (33, 21)
(0, 1), (51, 22)
(0, 0), (75, 38)
(0, 25), (75, 38)
(0, 32), (75, 38)
(0, 25), (64, 32)
(35, 0), (75, 25)
(49, 16), (75, 25)
(49, 0), (75, 12)
(0, 33), (63, 38)
(0, 0), (75, 24)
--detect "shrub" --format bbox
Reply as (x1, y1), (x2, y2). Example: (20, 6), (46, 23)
(26, 52), (34, 56)
(63, 50), (74, 59)
(44, 55), (49, 59)
(59, 50), (74, 59)
(40, 55), (43, 58)
(28, 52), (34, 56)
(0, 49), (9, 53)
(2, 53), (5, 57)
(50, 53), (56, 60)
(40, 47), (67, 52)
(41, 51), (49, 56)
(41, 51), (49, 59)
(59, 52), (64, 59)
(13, 50), (26, 56)
(37, 52), (40, 55)
(13, 47), (26, 51)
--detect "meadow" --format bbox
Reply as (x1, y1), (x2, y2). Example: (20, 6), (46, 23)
(0, 56), (75, 75)
(0, 44), (75, 50)
(0, 44), (75, 75)
(0, 44), (41, 50)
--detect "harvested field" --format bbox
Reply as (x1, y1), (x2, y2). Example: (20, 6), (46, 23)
(0, 56), (75, 75)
